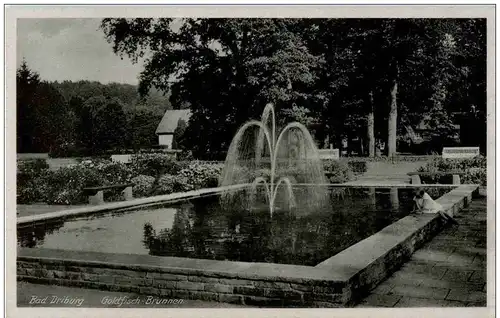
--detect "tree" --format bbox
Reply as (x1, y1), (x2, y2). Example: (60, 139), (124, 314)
(101, 18), (322, 158)
(17, 60), (41, 152)
(94, 98), (128, 151)
(76, 95), (107, 153)
(172, 119), (187, 150)
(448, 19), (487, 153)
(101, 18), (486, 157)
(33, 82), (75, 153)
(76, 96), (128, 153)
(16, 60), (74, 153)
(367, 91), (375, 157)
(305, 19), (469, 156)
(128, 108), (163, 149)
(52, 80), (173, 115)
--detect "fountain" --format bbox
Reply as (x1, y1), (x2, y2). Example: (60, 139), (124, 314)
(219, 103), (329, 217)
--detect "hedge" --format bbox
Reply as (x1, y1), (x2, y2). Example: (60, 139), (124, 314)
(323, 160), (356, 184)
(417, 155), (486, 186)
(346, 161), (367, 175)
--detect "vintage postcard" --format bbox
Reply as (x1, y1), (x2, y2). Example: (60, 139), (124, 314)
(5, 4), (495, 318)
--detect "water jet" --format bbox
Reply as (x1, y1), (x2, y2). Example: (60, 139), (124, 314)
(219, 103), (329, 217)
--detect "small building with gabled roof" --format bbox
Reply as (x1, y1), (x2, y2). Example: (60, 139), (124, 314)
(155, 109), (192, 149)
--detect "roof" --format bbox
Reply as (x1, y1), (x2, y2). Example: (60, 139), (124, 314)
(156, 109), (192, 134)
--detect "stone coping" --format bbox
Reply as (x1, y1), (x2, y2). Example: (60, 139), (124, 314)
(17, 184), (478, 302)
(17, 248), (347, 284)
(315, 185), (478, 273)
(17, 183), (468, 226)
(17, 184), (250, 226)
(315, 213), (437, 274)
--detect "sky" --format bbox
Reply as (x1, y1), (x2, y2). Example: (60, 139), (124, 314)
(17, 18), (143, 85)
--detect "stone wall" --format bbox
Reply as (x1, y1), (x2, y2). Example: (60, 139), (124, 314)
(17, 257), (348, 308)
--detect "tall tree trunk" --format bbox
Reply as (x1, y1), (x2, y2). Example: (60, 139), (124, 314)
(367, 91), (375, 157)
(360, 136), (364, 155)
(388, 62), (398, 157)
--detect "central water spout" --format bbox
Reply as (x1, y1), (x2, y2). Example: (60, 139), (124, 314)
(220, 103), (328, 217)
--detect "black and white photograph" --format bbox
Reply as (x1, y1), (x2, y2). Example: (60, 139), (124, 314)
(6, 4), (495, 316)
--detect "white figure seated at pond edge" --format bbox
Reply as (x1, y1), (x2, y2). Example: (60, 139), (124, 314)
(413, 189), (459, 225)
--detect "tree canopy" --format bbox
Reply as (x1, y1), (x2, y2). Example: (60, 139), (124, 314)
(17, 18), (487, 158)
(101, 18), (486, 158)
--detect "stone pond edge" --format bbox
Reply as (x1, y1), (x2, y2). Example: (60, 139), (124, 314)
(17, 185), (479, 307)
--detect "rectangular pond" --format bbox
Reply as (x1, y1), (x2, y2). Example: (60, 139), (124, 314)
(17, 186), (456, 267)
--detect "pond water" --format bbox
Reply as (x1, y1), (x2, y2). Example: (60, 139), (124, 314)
(17, 186), (455, 266)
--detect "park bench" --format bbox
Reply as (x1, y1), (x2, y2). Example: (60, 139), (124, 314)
(442, 147), (479, 159)
(318, 148), (340, 160)
(407, 171), (466, 185)
(82, 183), (134, 205)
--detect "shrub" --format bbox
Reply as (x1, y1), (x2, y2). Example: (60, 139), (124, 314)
(17, 159), (49, 186)
(50, 188), (83, 205)
(177, 150), (194, 161)
(178, 162), (225, 189)
(96, 161), (134, 185)
(460, 166), (486, 185)
(17, 159), (136, 205)
(323, 160), (355, 184)
(17, 170), (50, 204)
(131, 175), (156, 198)
(44, 164), (106, 204)
(417, 155), (486, 186)
(17, 158), (49, 173)
(154, 174), (193, 195)
(347, 161), (367, 175)
(17, 159), (51, 204)
(75, 160), (133, 184)
(42, 160), (132, 205)
(130, 153), (181, 177)
(251, 168), (272, 181)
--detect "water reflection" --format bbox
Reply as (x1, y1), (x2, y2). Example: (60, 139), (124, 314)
(368, 188), (376, 209)
(18, 220), (65, 248)
(390, 188), (399, 210)
(141, 187), (452, 265)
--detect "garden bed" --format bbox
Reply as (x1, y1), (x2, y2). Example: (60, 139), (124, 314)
(17, 155), (360, 206)
(16, 155), (224, 205)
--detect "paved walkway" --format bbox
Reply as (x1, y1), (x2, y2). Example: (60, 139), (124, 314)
(357, 196), (487, 307)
